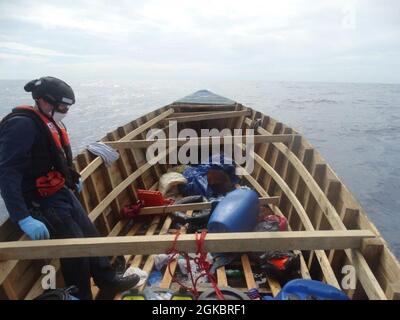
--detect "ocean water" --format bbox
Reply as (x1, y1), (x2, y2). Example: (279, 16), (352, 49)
(0, 80), (399, 259)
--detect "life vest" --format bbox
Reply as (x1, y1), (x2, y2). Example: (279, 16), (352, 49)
(0, 105), (80, 197)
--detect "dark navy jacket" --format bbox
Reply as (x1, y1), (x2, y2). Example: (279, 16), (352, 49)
(0, 116), (42, 222)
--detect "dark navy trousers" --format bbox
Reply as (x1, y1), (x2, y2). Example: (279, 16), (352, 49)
(32, 187), (115, 300)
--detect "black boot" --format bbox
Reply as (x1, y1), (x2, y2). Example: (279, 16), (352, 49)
(96, 273), (140, 300)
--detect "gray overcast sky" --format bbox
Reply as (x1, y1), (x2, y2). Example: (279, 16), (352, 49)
(0, 0), (399, 83)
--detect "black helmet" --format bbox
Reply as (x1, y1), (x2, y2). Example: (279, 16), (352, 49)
(24, 76), (75, 106)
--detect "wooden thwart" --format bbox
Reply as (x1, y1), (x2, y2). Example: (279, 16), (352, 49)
(0, 230), (374, 261)
(167, 110), (250, 122)
(104, 134), (299, 149)
(139, 196), (280, 215)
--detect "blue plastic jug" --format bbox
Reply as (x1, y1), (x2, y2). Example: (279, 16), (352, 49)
(207, 188), (259, 232)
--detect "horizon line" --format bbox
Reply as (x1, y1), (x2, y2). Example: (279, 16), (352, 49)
(0, 78), (399, 86)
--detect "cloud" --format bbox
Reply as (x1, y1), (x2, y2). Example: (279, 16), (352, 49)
(0, 52), (44, 62)
(0, 41), (78, 57)
(0, 0), (399, 82)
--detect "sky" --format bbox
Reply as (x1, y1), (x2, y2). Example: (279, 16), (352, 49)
(0, 0), (399, 83)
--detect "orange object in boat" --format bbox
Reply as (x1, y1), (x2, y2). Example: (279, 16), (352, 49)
(269, 257), (289, 270)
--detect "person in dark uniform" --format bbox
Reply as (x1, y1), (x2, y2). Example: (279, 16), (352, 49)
(0, 77), (139, 299)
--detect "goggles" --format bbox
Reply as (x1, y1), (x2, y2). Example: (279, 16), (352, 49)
(55, 103), (71, 114)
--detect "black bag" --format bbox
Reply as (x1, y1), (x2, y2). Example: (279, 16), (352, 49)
(33, 286), (79, 300)
(249, 250), (300, 282)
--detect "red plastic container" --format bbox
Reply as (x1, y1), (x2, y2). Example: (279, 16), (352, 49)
(137, 189), (174, 207)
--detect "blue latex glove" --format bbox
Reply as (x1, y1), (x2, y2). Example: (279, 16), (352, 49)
(18, 216), (50, 240)
(75, 178), (83, 193)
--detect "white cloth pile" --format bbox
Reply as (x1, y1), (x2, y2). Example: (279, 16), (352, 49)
(87, 142), (119, 167)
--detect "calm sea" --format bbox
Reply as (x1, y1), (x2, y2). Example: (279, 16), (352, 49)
(1, 80), (399, 258)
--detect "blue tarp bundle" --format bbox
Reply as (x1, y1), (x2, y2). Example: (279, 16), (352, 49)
(181, 154), (238, 198)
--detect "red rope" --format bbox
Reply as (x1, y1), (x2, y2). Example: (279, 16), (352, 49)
(194, 230), (225, 300)
(165, 229), (224, 300)
(166, 231), (200, 298)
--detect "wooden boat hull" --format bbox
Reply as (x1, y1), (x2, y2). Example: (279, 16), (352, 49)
(0, 90), (399, 300)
